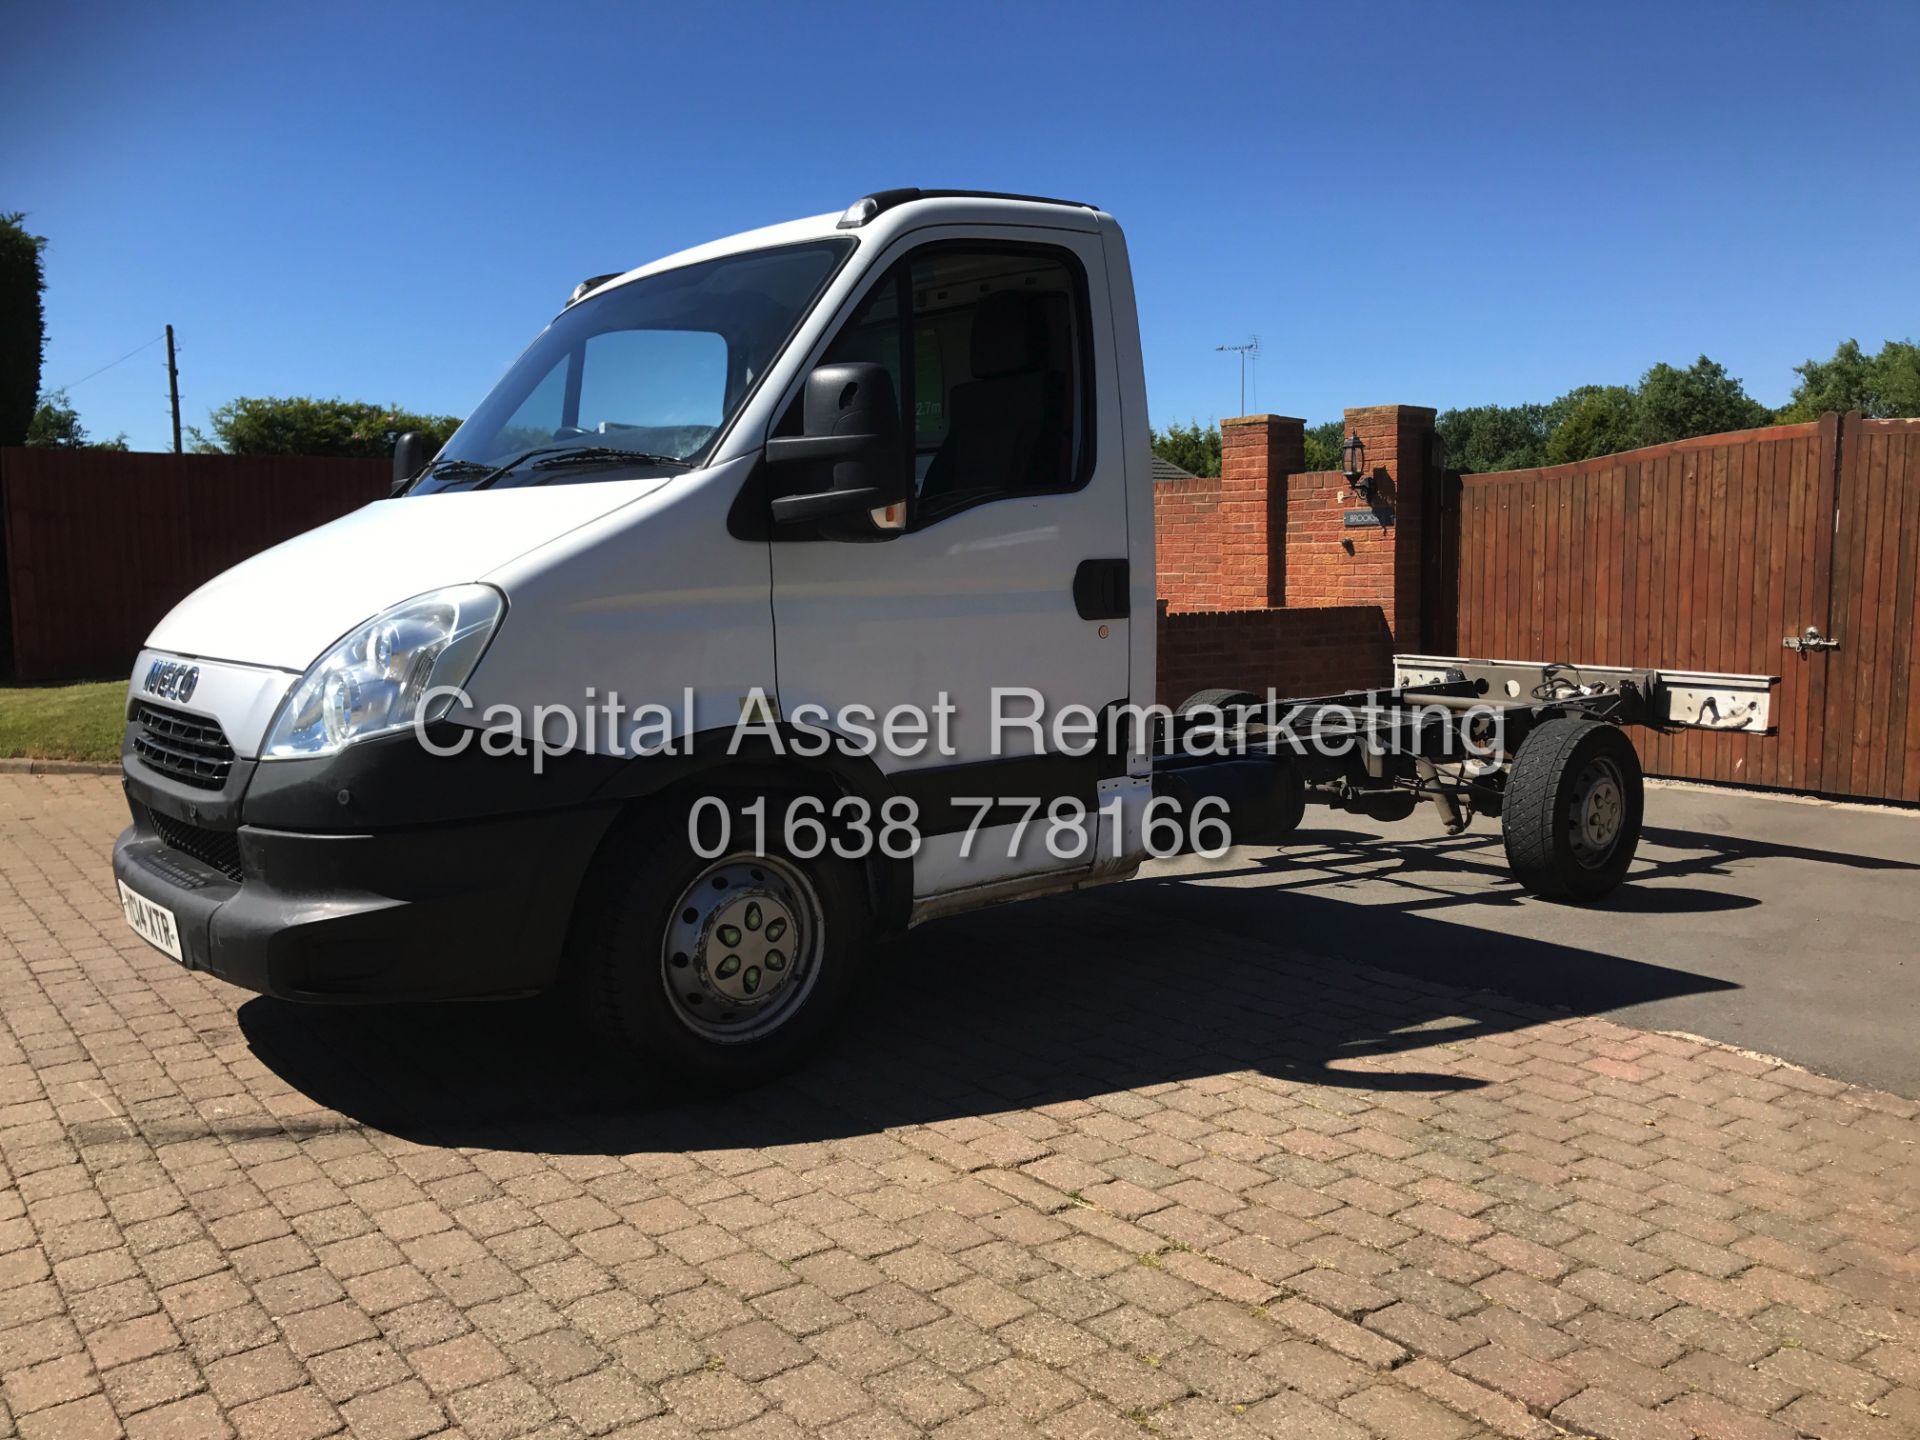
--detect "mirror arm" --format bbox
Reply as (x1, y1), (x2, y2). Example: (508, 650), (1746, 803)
(764, 433), (886, 465)
(768, 487), (889, 525)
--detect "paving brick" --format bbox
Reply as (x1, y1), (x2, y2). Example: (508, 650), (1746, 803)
(4, 1348), (100, 1416)
(1361, 1301), (1482, 1359)
(1337, 1381), (1476, 1439)
(1243, 1387), (1370, 1440)
(1271, 1299), (1407, 1370)
(230, 1384), (343, 1440)
(124, 1392), (236, 1440)
(1658, 1391), (1798, 1440)
(762, 1360), (874, 1428)
(1755, 1344), (1889, 1406)
(101, 1349), (203, 1414)
(659, 1367), (770, 1429)
(16, 1393), (123, 1440)
(309, 1338), (412, 1404)
(204, 1345), (306, 1407)
(1551, 1386), (1693, 1440)
(1563, 1267), (1678, 1321)
(552, 1365), (665, 1432)
(336, 1380), (446, 1440)
(1396, 1357), (1552, 1438)
(1453, 1342), (1580, 1413)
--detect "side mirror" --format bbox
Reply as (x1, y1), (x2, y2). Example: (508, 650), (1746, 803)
(765, 363), (905, 536)
(391, 431), (434, 494)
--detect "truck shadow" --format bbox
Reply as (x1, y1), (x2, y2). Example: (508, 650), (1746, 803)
(236, 839), (1737, 1155)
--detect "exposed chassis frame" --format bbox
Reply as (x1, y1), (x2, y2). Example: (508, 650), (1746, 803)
(1155, 654), (1778, 839)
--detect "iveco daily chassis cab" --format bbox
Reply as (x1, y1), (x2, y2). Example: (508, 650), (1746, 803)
(112, 190), (1777, 1080)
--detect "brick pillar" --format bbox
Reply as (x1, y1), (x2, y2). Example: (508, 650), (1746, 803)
(1217, 414), (1305, 609)
(1320, 403), (1443, 645)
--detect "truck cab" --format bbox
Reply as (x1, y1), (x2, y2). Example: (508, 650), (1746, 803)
(113, 191), (1166, 1080)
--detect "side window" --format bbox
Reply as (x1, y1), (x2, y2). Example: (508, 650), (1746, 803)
(814, 245), (1087, 528)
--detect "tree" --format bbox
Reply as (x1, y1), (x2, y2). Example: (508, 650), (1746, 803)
(1435, 403), (1550, 474)
(1542, 385), (1636, 465)
(1303, 419), (1344, 471)
(1150, 419), (1220, 478)
(25, 390), (127, 450)
(0, 212), (47, 448)
(191, 396), (462, 458)
(1632, 356), (1770, 447)
(1778, 338), (1920, 421)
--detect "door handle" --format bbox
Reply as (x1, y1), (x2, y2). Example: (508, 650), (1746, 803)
(1782, 626), (1840, 653)
(1073, 559), (1130, 621)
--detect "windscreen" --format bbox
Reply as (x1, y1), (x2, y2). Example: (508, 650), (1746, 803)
(418, 238), (852, 490)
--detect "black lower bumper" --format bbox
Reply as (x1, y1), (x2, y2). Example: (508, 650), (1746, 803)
(112, 801), (618, 1002)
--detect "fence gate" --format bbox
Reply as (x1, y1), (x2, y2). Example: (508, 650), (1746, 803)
(1818, 417), (1920, 801)
(1453, 413), (1920, 804)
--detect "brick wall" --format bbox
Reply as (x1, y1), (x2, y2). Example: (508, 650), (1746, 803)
(1152, 415), (1303, 611)
(1282, 469), (1396, 609)
(1153, 471), (1228, 610)
(1155, 602), (1393, 708)
(1152, 405), (1435, 704)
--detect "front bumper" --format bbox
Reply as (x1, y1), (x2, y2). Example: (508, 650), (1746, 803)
(112, 797), (617, 1002)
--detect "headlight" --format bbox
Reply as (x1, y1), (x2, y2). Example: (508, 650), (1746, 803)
(262, 585), (503, 759)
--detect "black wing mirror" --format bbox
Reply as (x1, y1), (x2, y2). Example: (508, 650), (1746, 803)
(765, 363), (905, 536)
(391, 431), (434, 495)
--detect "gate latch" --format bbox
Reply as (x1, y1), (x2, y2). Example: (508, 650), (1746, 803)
(1782, 626), (1840, 653)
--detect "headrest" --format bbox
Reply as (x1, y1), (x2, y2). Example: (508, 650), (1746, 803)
(970, 291), (1049, 378)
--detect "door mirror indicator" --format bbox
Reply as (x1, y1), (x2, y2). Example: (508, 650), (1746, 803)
(766, 363), (905, 538)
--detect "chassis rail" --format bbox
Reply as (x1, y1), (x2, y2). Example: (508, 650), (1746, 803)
(1153, 655), (1782, 887)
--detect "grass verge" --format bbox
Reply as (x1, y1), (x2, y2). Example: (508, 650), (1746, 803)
(0, 681), (127, 764)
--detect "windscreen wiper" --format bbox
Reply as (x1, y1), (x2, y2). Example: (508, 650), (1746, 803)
(396, 456), (492, 494)
(468, 443), (690, 489)
(528, 445), (692, 471)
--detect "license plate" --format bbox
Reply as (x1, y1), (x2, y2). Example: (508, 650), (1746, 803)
(118, 879), (184, 961)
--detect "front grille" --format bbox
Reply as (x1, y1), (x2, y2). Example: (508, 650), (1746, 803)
(150, 809), (244, 882)
(132, 703), (235, 790)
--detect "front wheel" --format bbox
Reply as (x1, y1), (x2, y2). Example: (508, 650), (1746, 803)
(567, 797), (872, 1084)
(1501, 718), (1644, 901)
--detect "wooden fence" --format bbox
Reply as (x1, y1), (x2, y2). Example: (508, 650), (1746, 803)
(0, 448), (389, 682)
(1451, 414), (1920, 803)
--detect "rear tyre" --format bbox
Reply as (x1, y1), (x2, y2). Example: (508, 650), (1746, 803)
(567, 796), (871, 1084)
(1501, 718), (1644, 901)
(1175, 691), (1305, 842)
(1177, 688), (1259, 716)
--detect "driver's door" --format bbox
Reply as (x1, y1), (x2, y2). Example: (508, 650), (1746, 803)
(768, 226), (1133, 900)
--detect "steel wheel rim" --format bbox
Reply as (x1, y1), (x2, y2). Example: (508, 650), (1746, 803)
(1568, 756), (1626, 868)
(661, 853), (823, 1043)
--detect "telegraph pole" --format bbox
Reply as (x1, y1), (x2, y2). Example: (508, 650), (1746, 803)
(165, 324), (182, 454)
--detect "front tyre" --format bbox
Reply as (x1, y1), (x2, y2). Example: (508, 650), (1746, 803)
(568, 798), (872, 1084)
(1500, 718), (1644, 901)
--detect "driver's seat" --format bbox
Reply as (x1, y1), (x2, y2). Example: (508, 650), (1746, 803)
(921, 291), (1066, 506)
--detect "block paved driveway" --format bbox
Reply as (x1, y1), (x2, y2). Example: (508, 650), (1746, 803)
(2, 773), (1918, 1440)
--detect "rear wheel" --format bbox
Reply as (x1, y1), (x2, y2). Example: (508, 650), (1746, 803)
(568, 796), (871, 1084)
(1501, 718), (1644, 901)
(1177, 687), (1259, 716)
(1175, 690), (1304, 842)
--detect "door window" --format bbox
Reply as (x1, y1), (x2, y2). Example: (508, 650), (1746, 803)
(812, 244), (1090, 527)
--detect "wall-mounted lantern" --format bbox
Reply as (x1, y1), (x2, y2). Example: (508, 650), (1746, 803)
(1341, 432), (1374, 501)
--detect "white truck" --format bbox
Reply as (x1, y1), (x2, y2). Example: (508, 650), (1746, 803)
(112, 190), (1777, 1081)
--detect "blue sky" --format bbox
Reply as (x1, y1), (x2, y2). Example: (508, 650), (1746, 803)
(5, 1), (1917, 453)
